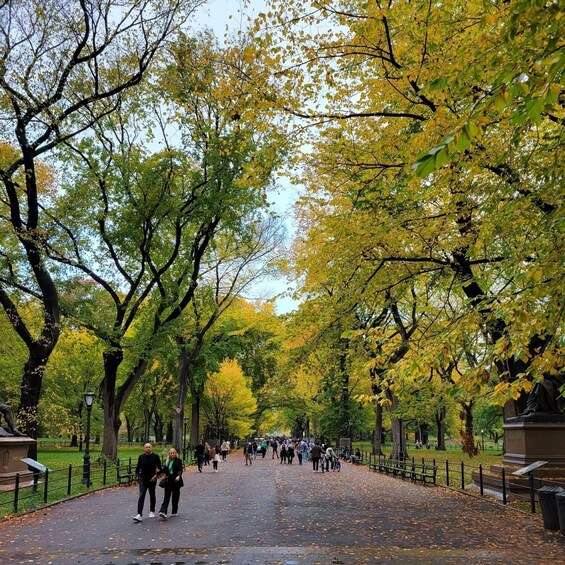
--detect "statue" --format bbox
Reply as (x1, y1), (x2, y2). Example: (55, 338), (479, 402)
(515, 374), (565, 421)
(0, 403), (26, 436)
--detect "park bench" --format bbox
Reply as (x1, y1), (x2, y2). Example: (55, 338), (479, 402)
(370, 457), (437, 486)
(116, 462), (135, 485)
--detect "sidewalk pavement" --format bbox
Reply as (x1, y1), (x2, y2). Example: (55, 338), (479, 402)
(0, 452), (563, 564)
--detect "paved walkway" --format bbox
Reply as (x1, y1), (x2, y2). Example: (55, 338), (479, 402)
(0, 452), (563, 564)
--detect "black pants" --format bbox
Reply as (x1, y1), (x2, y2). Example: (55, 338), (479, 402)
(159, 486), (180, 515)
(312, 456), (320, 471)
(213, 460), (218, 470)
(137, 478), (157, 515)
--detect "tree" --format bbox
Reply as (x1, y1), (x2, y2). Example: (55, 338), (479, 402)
(40, 325), (103, 444)
(0, 0), (204, 439)
(203, 359), (257, 440)
(256, 0), (564, 420)
(45, 28), (286, 459)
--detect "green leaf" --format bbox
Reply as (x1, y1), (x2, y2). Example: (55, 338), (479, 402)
(434, 146), (450, 169)
(413, 152), (437, 177)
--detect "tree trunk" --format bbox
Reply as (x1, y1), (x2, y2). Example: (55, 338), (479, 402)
(372, 401), (384, 456)
(174, 344), (190, 453)
(386, 388), (407, 460)
(18, 345), (53, 437)
(190, 393), (201, 450)
(125, 415), (133, 443)
(100, 348), (123, 460)
(435, 406), (447, 450)
(143, 409), (152, 443)
(459, 401), (477, 456)
(154, 412), (164, 443)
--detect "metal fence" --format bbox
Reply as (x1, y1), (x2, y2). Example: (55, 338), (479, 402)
(366, 453), (565, 515)
(0, 458), (132, 519)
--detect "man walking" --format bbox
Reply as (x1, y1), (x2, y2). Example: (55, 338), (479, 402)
(309, 441), (322, 472)
(133, 443), (162, 522)
(194, 439), (205, 472)
(244, 441), (254, 465)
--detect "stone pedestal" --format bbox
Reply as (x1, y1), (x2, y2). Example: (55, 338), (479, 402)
(0, 436), (36, 491)
(472, 420), (565, 499)
(503, 420), (565, 469)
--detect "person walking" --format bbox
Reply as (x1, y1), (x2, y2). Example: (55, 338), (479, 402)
(220, 440), (229, 461)
(194, 439), (205, 472)
(244, 441), (253, 465)
(324, 444), (337, 472)
(213, 450), (220, 472)
(309, 441), (322, 472)
(280, 442), (287, 464)
(271, 438), (278, 459)
(287, 441), (295, 464)
(133, 442), (162, 522)
(158, 448), (184, 520)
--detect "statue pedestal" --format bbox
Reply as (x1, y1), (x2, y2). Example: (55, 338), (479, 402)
(503, 420), (565, 468)
(0, 436), (36, 491)
(472, 419), (565, 499)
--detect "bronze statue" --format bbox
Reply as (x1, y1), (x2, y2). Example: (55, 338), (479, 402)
(517, 374), (565, 421)
(0, 403), (26, 436)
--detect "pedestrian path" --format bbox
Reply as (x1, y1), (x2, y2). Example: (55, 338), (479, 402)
(0, 452), (563, 564)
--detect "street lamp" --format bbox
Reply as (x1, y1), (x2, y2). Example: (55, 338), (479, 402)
(82, 391), (95, 486)
(481, 429), (485, 451)
(183, 416), (188, 461)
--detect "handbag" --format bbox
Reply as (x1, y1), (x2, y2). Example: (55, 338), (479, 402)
(158, 476), (168, 488)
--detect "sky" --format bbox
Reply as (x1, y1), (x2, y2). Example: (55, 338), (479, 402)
(193, 0), (301, 315)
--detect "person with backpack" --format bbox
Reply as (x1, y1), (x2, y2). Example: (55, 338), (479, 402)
(244, 441), (254, 466)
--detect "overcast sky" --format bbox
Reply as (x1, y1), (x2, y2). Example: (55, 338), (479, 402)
(193, 0), (300, 314)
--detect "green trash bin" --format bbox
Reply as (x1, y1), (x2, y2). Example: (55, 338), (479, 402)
(555, 490), (565, 536)
(538, 486), (562, 531)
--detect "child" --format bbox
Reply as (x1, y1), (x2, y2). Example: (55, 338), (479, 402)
(213, 450), (220, 472)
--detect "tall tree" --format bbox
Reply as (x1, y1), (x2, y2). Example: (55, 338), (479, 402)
(257, 0), (564, 417)
(46, 31), (285, 459)
(0, 0), (204, 439)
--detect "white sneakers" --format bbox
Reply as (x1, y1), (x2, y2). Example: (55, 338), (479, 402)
(135, 511), (172, 521)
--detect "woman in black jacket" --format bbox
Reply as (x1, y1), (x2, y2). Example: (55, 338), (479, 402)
(158, 448), (184, 520)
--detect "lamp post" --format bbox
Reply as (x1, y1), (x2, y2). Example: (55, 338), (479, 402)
(481, 429), (485, 451)
(82, 391), (95, 486)
(183, 416), (188, 461)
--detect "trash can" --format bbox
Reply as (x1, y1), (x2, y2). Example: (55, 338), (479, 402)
(555, 490), (565, 536)
(537, 486), (563, 530)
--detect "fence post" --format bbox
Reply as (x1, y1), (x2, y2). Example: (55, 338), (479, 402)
(502, 467), (507, 505)
(43, 468), (49, 504)
(479, 464), (483, 496)
(13, 473), (20, 513)
(67, 465), (72, 496)
(528, 472), (536, 514)
(446, 460), (449, 487)
(461, 461), (465, 490)
(103, 459), (107, 485)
